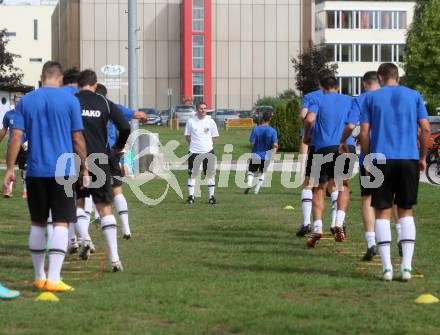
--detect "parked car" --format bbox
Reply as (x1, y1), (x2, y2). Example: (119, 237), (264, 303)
(140, 108), (161, 125)
(252, 106), (274, 125)
(214, 109), (239, 125)
(170, 105), (196, 125)
(238, 110), (252, 118)
(159, 109), (171, 125)
(206, 109), (215, 118)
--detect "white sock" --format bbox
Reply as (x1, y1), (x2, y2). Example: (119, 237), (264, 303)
(29, 225), (47, 281)
(47, 210), (53, 242)
(301, 189), (313, 226)
(22, 170), (27, 192)
(47, 226), (68, 283)
(395, 223), (402, 243)
(331, 191), (338, 228)
(336, 210), (346, 228)
(68, 222), (77, 243)
(376, 219), (392, 272)
(207, 177), (215, 198)
(101, 215), (119, 263)
(84, 196), (93, 223)
(365, 231), (376, 249)
(75, 208), (90, 241)
(254, 173), (265, 194)
(114, 193), (130, 236)
(400, 216), (416, 271)
(188, 177), (196, 197)
(246, 172), (254, 188)
(313, 220), (323, 234)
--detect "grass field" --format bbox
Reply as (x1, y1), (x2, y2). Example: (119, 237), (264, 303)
(1, 171), (440, 334)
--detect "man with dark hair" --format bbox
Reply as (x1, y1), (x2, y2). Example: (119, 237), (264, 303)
(3, 60), (88, 292)
(340, 71), (380, 261)
(95, 83), (147, 239)
(245, 111), (278, 194)
(303, 73), (355, 247)
(184, 101), (219, 205)
(359, 62), (431, 281)
(74, 69), (131, 271)
(0, 93), (27, 198)
(62, 68), (80, 92)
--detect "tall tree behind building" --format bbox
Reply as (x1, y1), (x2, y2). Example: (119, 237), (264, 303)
(0, 29), (23, 86)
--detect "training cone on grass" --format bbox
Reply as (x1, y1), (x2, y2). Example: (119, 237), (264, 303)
(415, 294), (439, 304)
(284, 205), (294, 210)
(35, 292), (59, 302)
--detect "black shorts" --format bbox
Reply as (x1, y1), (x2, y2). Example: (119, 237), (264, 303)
(248, 157), (265, 173)
(26, 177), (76, 223)
(305, 145), (315, 177)
(77, 163), (113, 205)
(109, 152), (123, 188)
(188, 150), (216, 176)
(314, 145), (356, 184)
(359, 165), (373, 197)
(371, 160), (419, 210)
(16, 148), (27, 170)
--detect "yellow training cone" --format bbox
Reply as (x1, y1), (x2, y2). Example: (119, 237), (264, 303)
(284, 205), (294, 210)
(415, 294), (439, 304)
(35, 292), (59, 302)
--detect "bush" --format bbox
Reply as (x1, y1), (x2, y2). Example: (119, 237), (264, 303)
(270, 98), (302, 152)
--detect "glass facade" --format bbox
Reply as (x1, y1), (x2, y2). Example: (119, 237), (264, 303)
(192, 0), (205, 103)
(192, 0), (204, 32)
(316, 10), (408, 30)
(327, 43), (405, 63)
(338, 77), (362, 96)
(192, 73), (204, 105)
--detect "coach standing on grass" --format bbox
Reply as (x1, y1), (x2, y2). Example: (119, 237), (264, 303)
(359, 63), (431, 282)
(185, 102), (219, 205)
(3, 61), (88, 293)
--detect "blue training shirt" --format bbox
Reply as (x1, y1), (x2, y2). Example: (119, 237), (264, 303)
(60, 85), (79, 95)
(2, 109), (27, 144)
(12, 87), (83, 177)
(107, 104), (135, 148)
(309, 92), (355, 151)
(250, 125), (278, 160)
(301, 90), (324, 137)
(360, 85), (428, 160)
(346, 93), (368, 166)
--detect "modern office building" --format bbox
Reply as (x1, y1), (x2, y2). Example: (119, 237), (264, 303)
(0, 1), (57, 88)
(313, 0), (415, 95)
(52, 0), (313, 110)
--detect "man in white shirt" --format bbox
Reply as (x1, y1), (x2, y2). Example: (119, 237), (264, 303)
(184, 102), (219, 205)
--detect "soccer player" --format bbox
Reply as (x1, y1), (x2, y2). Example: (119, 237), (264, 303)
(60, 67), (80, 95)
(245, 111), (278, 194)
(340, 71), (380, 261)
(75, 69), (130, 271)
(0, 93), (27, 198)
(95, 83), (148, 239)
(3, 61), (88, 292)
(359, 63), (430, 281)
(296, 80), (340, 237)
(185, 102), (219, 205)
(303, 72), (355, 247)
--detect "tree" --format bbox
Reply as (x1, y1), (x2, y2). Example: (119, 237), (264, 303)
(291, 41), (338, 96)
(404, 0), (440, 106)
(269, 99), (302, 152)
(0, 29), (23, 86)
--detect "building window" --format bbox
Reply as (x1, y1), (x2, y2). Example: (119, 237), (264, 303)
(398, 12), (407, 29)
(326, 10), (336, 29)
(325, 44), (335, 62)
(336, 44), (353, 62)
(341, 11), (353, 29)
(192, 73), (204, 104)
(192, 0), (204, 32)
(34, 19), (38, 40)
(360, 11), (374, 29)
(360, 44), (374, 62)
(29, 58), (43, 63)
(380, 44), (393, 62)
(380, 11), (392, 29)
(192, 35), (204, 69)
(397, 44), (405, 62)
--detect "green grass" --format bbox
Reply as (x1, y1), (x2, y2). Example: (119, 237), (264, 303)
(1, 172), (440, 334)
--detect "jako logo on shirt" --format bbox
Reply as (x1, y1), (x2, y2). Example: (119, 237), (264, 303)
(82, 110), (101, 117)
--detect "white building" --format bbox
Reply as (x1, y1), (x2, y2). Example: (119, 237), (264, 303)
(313, 0), (415, 95)
(0, 1), (56, 88)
